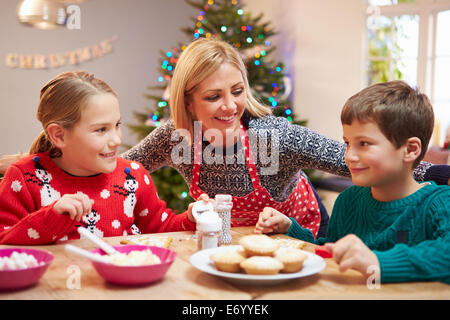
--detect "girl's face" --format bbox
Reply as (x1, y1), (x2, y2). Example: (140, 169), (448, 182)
(187, 63), (246, 147)
(58, 93), (122, 176)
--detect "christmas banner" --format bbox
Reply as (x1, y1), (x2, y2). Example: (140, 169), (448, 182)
(4, 37), (116, 69)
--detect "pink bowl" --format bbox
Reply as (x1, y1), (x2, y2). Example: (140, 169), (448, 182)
(90, 245), (176, 286)
(0, 248), (54, 291)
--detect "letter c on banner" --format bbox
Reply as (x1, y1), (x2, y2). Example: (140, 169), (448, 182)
(5, 54), (19, 68)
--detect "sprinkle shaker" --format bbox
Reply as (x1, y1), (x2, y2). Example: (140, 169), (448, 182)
(214, 194), (233, 244)
(196, 212), (222, 251)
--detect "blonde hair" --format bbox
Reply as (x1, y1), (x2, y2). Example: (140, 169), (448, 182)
(29, 71), (117, 155)
(170, 38), (271, 143)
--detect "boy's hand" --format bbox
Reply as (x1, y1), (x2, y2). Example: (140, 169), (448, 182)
(53, 193), (94, 222)
(324, 234), (380, 279)
(187, 193), (211, 223)
(254, 207), (292, 234)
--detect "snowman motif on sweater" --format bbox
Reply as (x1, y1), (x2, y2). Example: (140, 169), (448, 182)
(24, 156), (61, 206)
(130, 224), (141, 235)
(80, 209), (104, 238)
(113, 167), (139, 218)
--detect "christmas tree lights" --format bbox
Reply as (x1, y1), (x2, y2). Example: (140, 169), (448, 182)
(129, 0), (307, 212)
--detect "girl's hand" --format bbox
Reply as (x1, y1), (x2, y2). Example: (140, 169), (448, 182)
(324, 234), (380, 279)
(53, 193), (94, 222)
(254, 207), (292, 234)
(187, 193), (212, 222)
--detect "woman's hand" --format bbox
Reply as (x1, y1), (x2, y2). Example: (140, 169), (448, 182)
(53, 193), (94, 222)
(254, 207), (292, 234)
(187, 193), (212, 222)
(324, 234), (380, 279)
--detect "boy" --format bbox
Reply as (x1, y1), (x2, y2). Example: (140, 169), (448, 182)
(255, 81), (450, 284)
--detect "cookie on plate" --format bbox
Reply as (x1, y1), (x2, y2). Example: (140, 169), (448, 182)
(240, 256), (283, 275)
(274, 248), (308, 273)
(273, 238), (307, 250)
(120, 236), (172, 248)
(210, 249), (246, 273)
(239, 235), (280, 257)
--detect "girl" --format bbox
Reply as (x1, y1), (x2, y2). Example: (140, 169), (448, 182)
(0, 71), (198, 245)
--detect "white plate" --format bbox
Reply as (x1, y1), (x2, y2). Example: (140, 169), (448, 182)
(190, 245), (326, 286)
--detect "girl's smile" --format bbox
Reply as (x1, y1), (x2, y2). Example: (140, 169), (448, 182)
(99, 151), (117, 161)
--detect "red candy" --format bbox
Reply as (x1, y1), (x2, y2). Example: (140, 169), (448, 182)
(315, 246), (333, 259)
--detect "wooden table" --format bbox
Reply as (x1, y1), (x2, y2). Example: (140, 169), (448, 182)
(1, 227), (449, 300)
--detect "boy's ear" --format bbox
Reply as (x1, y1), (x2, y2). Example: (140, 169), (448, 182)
(46, 123), (66, 149)
(403, 137), (421, 164)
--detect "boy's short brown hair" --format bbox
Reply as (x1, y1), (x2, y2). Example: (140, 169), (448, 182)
(341, 80), (434, 168)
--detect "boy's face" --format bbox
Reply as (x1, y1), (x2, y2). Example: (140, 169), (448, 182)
(342, 120), (406, 188)
(60, 93), (122, 176)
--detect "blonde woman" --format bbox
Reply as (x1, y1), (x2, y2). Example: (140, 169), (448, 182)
(122, 38), (448, 239)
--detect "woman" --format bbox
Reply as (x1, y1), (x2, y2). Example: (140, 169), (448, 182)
(121, 38), (448, 238)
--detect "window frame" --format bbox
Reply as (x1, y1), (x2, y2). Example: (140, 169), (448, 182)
(367, 0), (450, 144)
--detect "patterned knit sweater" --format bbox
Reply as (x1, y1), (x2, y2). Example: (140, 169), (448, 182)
(121, 114), (441, 202)
(0, 153), (195, 245)
(287, 182), (450, 284)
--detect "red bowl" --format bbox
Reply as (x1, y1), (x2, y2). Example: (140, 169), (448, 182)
(0, 248), (54, 291)
(90, 245), (176, 286)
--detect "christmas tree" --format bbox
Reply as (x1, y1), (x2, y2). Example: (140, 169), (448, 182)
(128, 0), (307, 212)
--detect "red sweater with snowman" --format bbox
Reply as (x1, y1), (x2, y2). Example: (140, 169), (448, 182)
(0, 152), (195, 245)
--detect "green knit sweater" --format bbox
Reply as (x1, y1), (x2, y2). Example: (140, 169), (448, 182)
(287, 182), (450, 284)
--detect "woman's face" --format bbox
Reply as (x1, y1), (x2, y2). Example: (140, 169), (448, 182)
(187, 63), (246, 147)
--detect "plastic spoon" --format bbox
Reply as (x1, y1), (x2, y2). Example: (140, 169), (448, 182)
(77, 227), (118, 255)
(65, 244), (111, 264)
